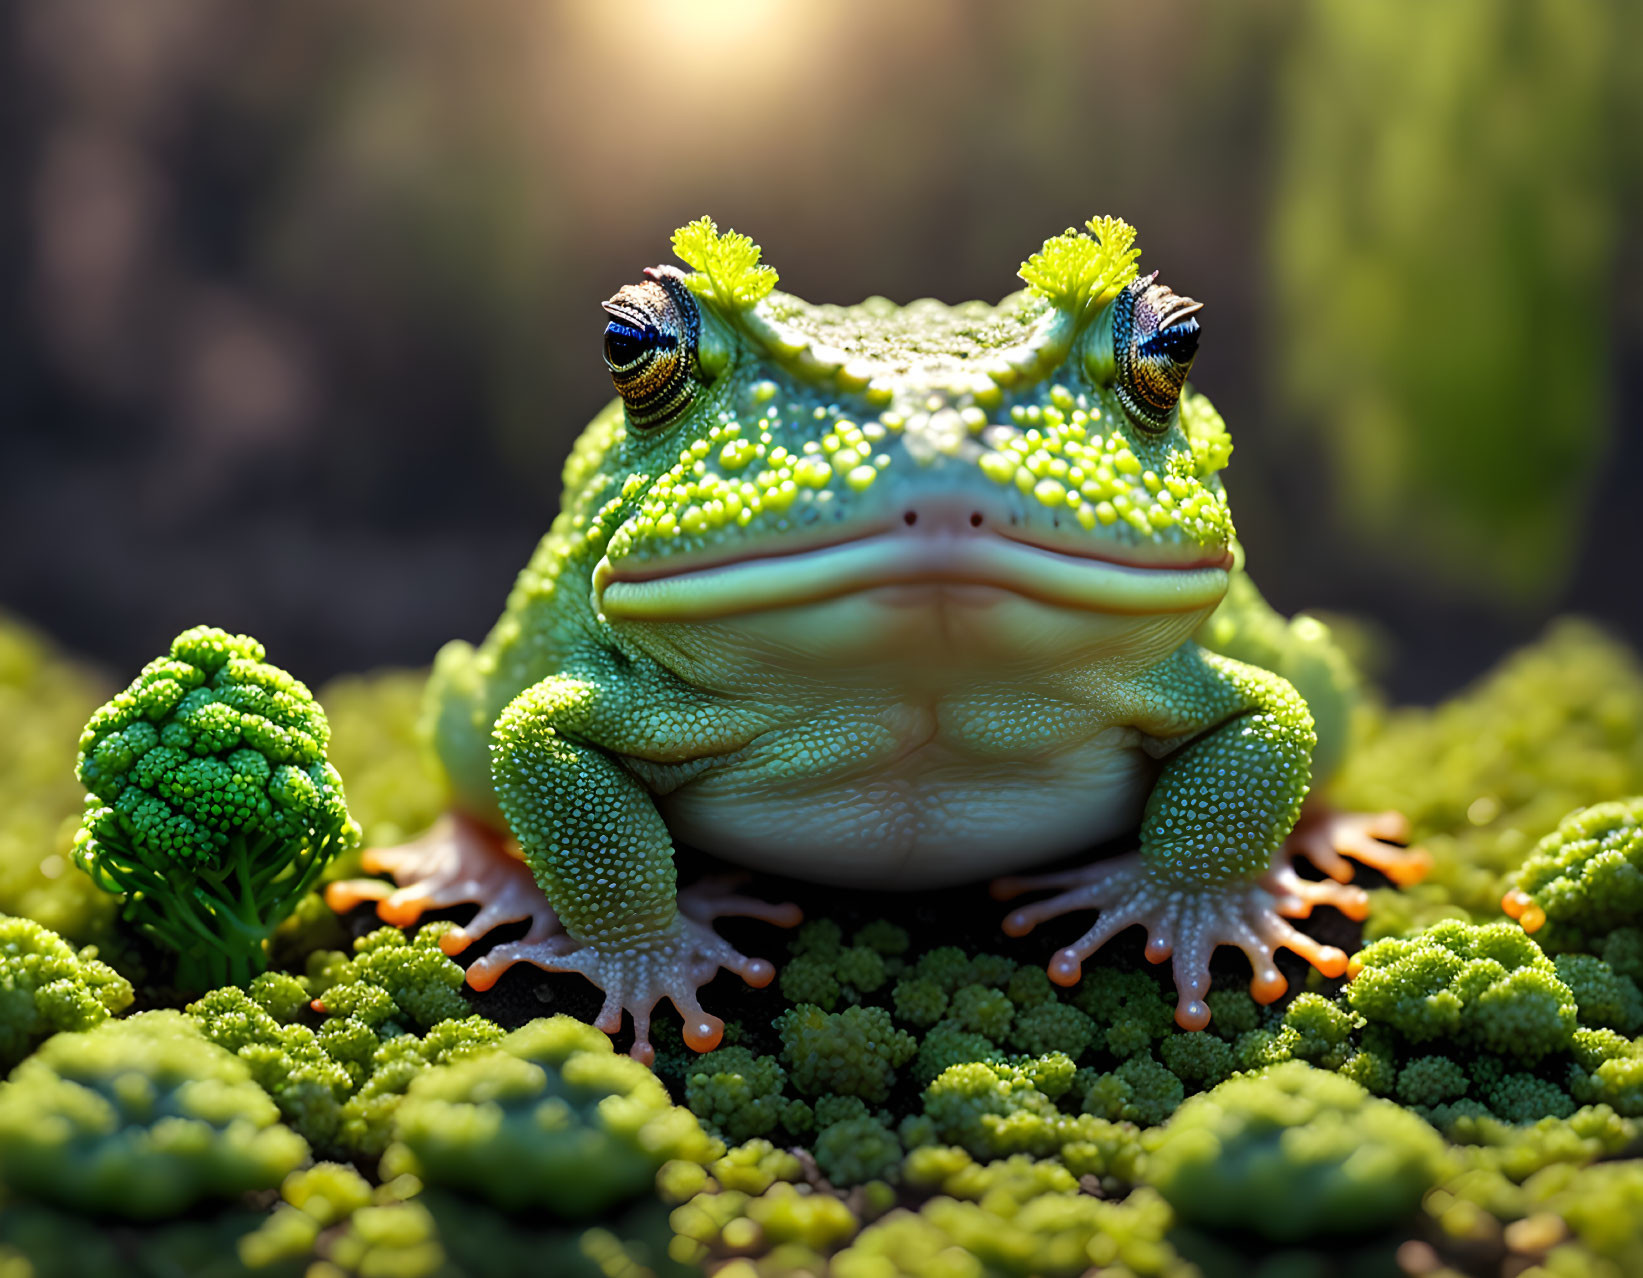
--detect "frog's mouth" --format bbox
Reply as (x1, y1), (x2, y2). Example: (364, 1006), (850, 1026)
(596, 505), (1230, 622)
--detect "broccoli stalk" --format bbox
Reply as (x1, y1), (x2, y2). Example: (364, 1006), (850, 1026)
(72, 626), (359, 989)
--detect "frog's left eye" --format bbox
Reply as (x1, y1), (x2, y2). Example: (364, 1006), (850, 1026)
(601, 267), (701, 430)
(1112, 272), (1202, 434)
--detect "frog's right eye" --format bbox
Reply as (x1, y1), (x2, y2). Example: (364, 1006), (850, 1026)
(601, 267), (701, 429)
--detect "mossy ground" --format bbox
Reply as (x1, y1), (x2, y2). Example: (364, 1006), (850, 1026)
(4, 611), (1643, 1277)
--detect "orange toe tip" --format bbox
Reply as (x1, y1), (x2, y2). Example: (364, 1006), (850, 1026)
(1144, 936), (1172, 964)
(742, 959), (776, 989)
(439, 929), (470, 956)
(1250, 970), (1288, 1004)
(1390, 849), (1433, 887)
(1175, 1001), (1211, 1031)
(465, 964), (501, 993)
(630, 1040), (657, 1067)
(772, 904), (804, 928)
(1339, 892), (1371, 922)
(1048, 950), (1082, 987)
(990, 877), (1024, 902)
(1346, 957), (1365, 979)
(1002, 911), (1035, 938)
(1520, 904), (1546, 933)
(681, 1016), (725, 1054)
(309, 998), (327, 1014)
(359, 849), (391, 873)
(324, 880), (388, 911)
(1314, 947), (1349, 979)
(377, 900), (424, 927)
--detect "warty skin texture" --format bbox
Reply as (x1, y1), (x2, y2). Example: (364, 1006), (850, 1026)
(328, 215), (1423, 1060)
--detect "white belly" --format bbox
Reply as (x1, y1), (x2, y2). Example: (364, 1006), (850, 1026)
(659, 725), (1155, 889)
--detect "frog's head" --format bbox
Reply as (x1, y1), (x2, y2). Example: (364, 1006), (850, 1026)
(588, 216), (1235, 672)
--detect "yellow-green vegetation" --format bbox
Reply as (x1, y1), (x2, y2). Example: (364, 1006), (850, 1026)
(0, 912), (131, 1069)
(387, 1015), (720, 1218)
(1150, 1062), (1448, 1240)
(1336, 620), (1643, 938)
(0, 1010), (308, 1219)
(672, 216), (779, 311)
(0, 614), (114, 941)
(1017, 214), (1142, 320)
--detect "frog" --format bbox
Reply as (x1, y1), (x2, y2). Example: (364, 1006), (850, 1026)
(327, 214), (1426, 1064)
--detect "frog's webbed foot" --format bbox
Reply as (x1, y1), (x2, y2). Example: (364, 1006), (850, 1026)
(993, 853), (1350, 1031)
(465, 878), (801, 1065)
(323, 812), (562, 954)
(1282, 804), (1430, 889)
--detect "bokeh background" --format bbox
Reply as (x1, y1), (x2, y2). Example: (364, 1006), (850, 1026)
(4, 0), (1639, 700)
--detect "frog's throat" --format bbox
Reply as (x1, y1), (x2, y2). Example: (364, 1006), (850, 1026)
(595, 535), (1230, 622)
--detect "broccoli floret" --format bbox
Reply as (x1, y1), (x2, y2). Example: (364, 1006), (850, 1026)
(1268, 992), (1362, 1069)
(948, 982), (1014, 1042)
(911, 946), (975, 995)
(852, 920), (909, 957)
(967, 953), (1016, 987)
(686, 1046), (790, 1142)
(1073, 966), (1176, 1054)
(310, 924), (469, 1030)
(389, 1014), (717, 1217)
(892, 975), (950, 1027)
(1159, 1029), (1236, 1088)
(1569, 1028), (1643, 1115)
(0, 1010), (307, 1218)
(0, 913), (132, 1069)
(1079, 1054), (1184, 1126)
(1150, 1061), (1447, 1241)
(1006, 963), (1056, 1009)
(1502, 798), (1643, 940)
(814, 1114), (904, 1187)
(189, 984), (354, 1147)
(1010, 999), (1097, 1060)
(1553, 953), (1643, 1034)
(1204, 987), (1263, 1039)
(779, 953), (841, 1009)
(835, 944), (889, 995)
(776, 1004), (915, 1103)
(72, 626), (360, 990)
(1485, 1072), (1575, 1123)
(1396, 1055), (1471, 1107)
(791, 918), (844, 958)
(1601, 927), (1643, 984)
(922, 1059), (1067, 1158)
(913, 1018), (1004, 1086)
(1347, 919), (1578, 1061)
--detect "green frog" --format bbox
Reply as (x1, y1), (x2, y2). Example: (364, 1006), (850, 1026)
(328, 215), (1424, 1063)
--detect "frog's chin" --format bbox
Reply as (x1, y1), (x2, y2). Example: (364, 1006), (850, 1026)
(595, 533), (1230, 623)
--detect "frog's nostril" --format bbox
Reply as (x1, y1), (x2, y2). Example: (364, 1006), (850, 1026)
(903, 510), (918, 527)
(969, 512), (984, 528)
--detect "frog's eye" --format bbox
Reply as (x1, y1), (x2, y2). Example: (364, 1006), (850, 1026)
(1112, 272), (1202, 434)
(601, 267), (701, 430)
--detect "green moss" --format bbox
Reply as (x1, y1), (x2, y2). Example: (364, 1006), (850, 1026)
(0, 1010), (308, 1219)
(1151, 1061), (1448, 1241)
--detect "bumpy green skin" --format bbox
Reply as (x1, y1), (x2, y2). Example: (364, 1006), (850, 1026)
(374, 214), (1386, 1050)
(0, 912), (132, 1069)
(1150, 1061), (1448, 1241)
(74, 626), (359, 989)
(388, 1015), (719, 1217)
(0, 1010), (308, 1219)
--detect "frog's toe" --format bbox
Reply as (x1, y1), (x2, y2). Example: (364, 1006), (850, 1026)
(464, 915), (776, 1065)
(1002, 857), (1348, 1030)
(1284, 804), (1430, 888)
(323, 812), (562, 953)
(678, 875), (803, 931)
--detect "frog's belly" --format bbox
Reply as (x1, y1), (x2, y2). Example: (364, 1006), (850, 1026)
(658, 732), (1153, 889)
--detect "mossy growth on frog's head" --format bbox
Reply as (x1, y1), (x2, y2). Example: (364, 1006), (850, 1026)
(578, 214), (1237, 628)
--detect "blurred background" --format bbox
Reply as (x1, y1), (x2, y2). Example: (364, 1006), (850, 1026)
(3, 0), (1639, 701)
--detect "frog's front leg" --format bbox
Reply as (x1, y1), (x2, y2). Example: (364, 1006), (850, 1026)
(995, 646), (1364, 1030)
(472, 669), (799, 1064)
